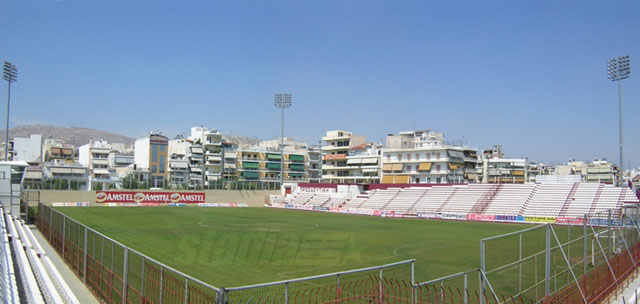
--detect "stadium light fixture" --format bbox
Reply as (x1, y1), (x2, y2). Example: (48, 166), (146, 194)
(607, 55), (631, 186)
(3, 61), (17, 161)
(274, 93), (292, 187)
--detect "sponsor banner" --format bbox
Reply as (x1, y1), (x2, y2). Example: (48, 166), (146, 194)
(299, 187), (336, 193)
(525, 216), (556, 223)
(441, 213), (467, 220)
(168, 203), (186, 207)
(95, 191), (205, 204)
(313, 206), (330, 211)
(141, 203), (161, 207)
(348, 208), (375, 216)
(119, 203), (139, 207)
(106, 203), (118, 207)
(588, 218), (625, 227)
(417, 212), (439, 219)
(52, 202), (65, 207)
(556, 217), (584, 225)
(238, 203), (249, 207)
(495, 215), (525, 222)
(53, 202), (90, 207)
(467, 214), (495, 221)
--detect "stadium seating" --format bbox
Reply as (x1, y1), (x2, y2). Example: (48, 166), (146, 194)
(282, 182), (639, 219)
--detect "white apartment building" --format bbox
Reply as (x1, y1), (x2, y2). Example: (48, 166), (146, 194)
(189, 127), (223, 185)
(10, 134), (42, 163)
(381, 130), (478, 184)
(79, 139), (115, 189)
(168, 138), (190, 187)
(321, 130), (366, 183)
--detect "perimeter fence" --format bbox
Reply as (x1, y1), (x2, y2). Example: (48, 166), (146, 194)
(35, 202), (640, 304)
(481, 206), (640, 304)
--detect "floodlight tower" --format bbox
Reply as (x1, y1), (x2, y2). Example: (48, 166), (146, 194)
(3, 61), (18, 161)
(607, 55), (631, 186)
(274, 93), (292, 187)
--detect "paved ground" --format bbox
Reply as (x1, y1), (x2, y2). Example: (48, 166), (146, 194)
(613, 273), (640, 304)
(29, 225), (99, 304)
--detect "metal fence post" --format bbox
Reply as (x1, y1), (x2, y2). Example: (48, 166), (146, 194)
(480, 240), (486, 304)
(159, 266), (164, 304)
(519, 232), (522, 293)
(141, 257), (145, 300)
(122, 248), (129, 304)
(285, 282), (289, 304)
(379, 268), (383, 304)
(62, 214), (66, 258)
(464, 272), (468, 304)
(609, 209), (613, 255)
(184, 278), (189, 304)
(83, 226), (88, 283)
(411, 261), (416, 304)
(49, 206), (53, 240)
(584, 214), (588, 275)
(545, 224), (551, 297)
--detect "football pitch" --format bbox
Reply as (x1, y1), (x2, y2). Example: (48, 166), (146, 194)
(56, 207), (532, 288)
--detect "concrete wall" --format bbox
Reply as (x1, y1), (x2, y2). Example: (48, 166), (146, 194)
(28, 189), (279, 207)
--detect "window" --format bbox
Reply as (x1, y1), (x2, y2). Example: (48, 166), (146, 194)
(398, 154), (402, 161)
(415, 153), (420, 160)
(436, 177), (441, 183)
(426, 153), (431, 160)
(152, 145), (158, 162)
(415, 178), (420, 183)
(407, 154), (411, 161)
(160, 145), (166, 152)
(151, 165), (157, 173)
(427, 178), (431, 183)
(387, 154), (391, 161)
(435, 152), (441, 159)
(406, 165), (411, 171)
(436, 164), (441, 171)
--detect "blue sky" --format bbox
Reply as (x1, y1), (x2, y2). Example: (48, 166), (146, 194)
(1, 0), (638, 167)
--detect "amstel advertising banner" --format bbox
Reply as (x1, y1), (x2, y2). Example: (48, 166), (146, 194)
(95, 191), (205, 204)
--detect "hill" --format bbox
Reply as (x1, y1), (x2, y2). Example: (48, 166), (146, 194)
(4, 125), (136, 147)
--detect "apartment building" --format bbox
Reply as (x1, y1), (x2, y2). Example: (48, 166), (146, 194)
(321, 130), (366, 183)
(381, 130), (478, 184)
(168, 138), (190, 187)
(134, 133), (169, 188)
(42, 160), (89, 190)
(9, 134), (42, 164)
(189, 127), (223, 185)
(78, 139), (114, 189)
(222, 141), (238, 181)
(42, 139), (76, 163)
(307, 146), (322, 183)
(237, 147), (307, 184)
(585, 159), (618, 184)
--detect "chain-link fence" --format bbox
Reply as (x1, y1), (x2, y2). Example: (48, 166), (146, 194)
(36, 202), (221, 304)
(481, 207), (640, 304)
(221, 259), (415, 303)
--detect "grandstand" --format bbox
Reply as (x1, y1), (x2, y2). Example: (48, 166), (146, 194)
(1, 207), (80, 304)
(283, 182), (639, 219)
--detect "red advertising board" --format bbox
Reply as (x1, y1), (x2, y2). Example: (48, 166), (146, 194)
(556, 217), (584, 225)
(95, 191), (206, 204)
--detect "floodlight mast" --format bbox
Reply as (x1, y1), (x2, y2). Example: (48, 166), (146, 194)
(607, 55), (631, 186)
(3, 61), (18, 161)
(274, 93), (292, 187)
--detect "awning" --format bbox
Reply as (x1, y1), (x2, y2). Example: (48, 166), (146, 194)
(170, 161), (188, 169)
(208, 156), (222, 162)
(395, 175), (410, 184)
(191, 147), (204, 154)
(242, 162), (259, 169)
(289, 164), (305, 171)
(346, 158), (362, 165)
(93, 169), (110, 175)
(512, 170), (525, 176)
(61, 148), (73, 155)
(72, 168), (87, 174)
(465, 173), (478, 180)
(266, 153), (281, 160)
(24, 171), (42, 179)
(289, 155), (305, 162)
(288, 172), (304, 177)
(391, 163), (403, 171)
(418, 162), (432, 171)
(447, 150), (455, 157)
(242, 171), (259, 178)
(362, 168), (378, 173)
(190, 167), (203, 172)
(50, 167), (72, 174)
(382, 164), (393, 172)
(381, 175), (395, 184)
(266, 163), (281, 169)
(361, 158), (378, 165)
(448, 163), (459, 170)
(51, 148), (61, 154)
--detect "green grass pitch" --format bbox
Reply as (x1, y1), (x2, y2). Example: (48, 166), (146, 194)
(55, 206), (540, 289)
